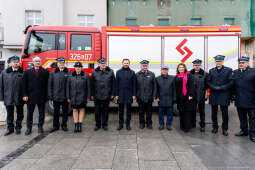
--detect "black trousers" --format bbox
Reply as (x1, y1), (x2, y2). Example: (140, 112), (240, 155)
(237, 107), (255, 137)
(6, 105), (24, 131)
(192, 102), (205, 128)
(179, 110), (193, 131)
(211, 105), (228, 130)
(94, 99), (110, 128)
(118, 104), (131, 126)
(26, 103), (45, 130)
(53, 101), (69, 128)
(138, 101), (152, 126)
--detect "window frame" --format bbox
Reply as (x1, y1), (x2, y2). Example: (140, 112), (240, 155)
(25, 10), (42, 27)
(224, 18), (235, 25)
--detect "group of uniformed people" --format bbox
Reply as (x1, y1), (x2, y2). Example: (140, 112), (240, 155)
(0, 54), (255, 142)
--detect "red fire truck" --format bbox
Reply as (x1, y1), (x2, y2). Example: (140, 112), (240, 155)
(21, 25), (241, 112)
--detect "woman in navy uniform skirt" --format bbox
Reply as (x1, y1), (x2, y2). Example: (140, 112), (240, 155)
(67, 62), (90, 133)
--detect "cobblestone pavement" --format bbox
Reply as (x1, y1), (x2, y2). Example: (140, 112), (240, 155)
(0, 105), (254, 170)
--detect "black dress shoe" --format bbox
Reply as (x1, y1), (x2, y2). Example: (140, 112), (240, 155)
(94, 126), (101, 131)
(117, 125), (123, 131)
(38, 127), (44, 134)
(222, 130), (229, 136)
(147, 125), (153, 129)
(15, 129), (21, 135)
(103, 126), (108, 131)
(235, 131), (248, 136)
(50, 127), (59, 133)
(61, 125), (68, 132)
(126, 126), (131, 131)
(211, 128), (218, 134)
(139, 124), (145, 129)
(25, 129), (32, 136)
(4, 129), (14, 136)
(158, 125), (164, 130)
(200, 127), (205, 132)
(166, 126), (172, 131)
(250, 136), (255, 142)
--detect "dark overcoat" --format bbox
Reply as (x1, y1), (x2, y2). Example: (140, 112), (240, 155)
(115, 67), (136, 104)
(207, 66), (233, 106)
(22, 67), (49, 104)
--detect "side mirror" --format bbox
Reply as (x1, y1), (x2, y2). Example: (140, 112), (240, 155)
(21, 54), (28, 59)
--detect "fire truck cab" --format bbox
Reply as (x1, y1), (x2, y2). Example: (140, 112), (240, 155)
(21, 26), (102, 75)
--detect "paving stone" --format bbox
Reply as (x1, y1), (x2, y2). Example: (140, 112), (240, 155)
(87, 134), (118, 147)
(47, 138), (88, 156)
(112, 149), (139, 170)
(117, 135), (137, 149)
(139, 160), (180, 170)
(72, 146), (116, 169)
(19, 144), (53, 159)
(28, 156), (77, 170)
(1, 159), (38, 170)
(173, 151), (207, 169)
(191, 144), (245, 168)
(138, 138), (174, 161)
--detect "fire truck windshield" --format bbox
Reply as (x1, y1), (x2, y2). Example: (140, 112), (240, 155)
(28, 32), (56, 54)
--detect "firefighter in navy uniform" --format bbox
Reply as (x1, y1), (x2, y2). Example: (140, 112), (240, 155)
(48, 57), (71, 132)
(91, 58), (115, 131)
(190, 59), (208, 132)
(207, 55), (233, 136)
(0, 56), (24, 136)
(232, 57), (255, 142)
(136, 60), (157, 129)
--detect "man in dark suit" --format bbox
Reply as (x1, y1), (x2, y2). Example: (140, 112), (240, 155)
(232, 57), (255, 142)
(115, 59), (136, 131)
(207, 55), (233, 136)
(22, 56), (49, 135)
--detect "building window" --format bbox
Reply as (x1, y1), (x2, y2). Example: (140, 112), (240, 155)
(224, 18), (235, 25)
(77, 15), (95, 27)
(126, 18), (137, 26)
(190, 18), (201, 26)
(25, 11), (42, 26)
(0, 13), (3, 40)
(158, 18), (169, 26)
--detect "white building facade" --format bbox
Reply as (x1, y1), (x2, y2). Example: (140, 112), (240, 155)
(0, 0), (107, 70)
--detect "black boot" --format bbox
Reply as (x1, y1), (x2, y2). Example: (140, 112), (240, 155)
(78, 123), (82, 132)
(74, 123), (78, 133)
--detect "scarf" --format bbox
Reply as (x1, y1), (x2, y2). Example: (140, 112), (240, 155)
(177, 72), (190, 96)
